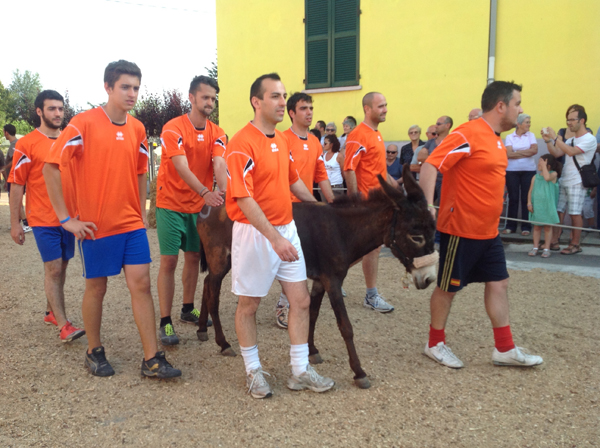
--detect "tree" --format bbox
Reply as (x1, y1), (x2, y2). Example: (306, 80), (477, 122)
(62, 91), (82, 128)
(7, 70), (43, 127)
(134, 89), (190, 139)
(205, 60), (219, 125)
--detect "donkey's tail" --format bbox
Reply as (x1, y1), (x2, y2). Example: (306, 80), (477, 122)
(199, 240), (208, 273)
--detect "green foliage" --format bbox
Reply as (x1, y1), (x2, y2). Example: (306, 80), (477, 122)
(12, 120), (34, 135)
(134, 89), (191, 138)
(7, 70), (43, 127)
(205, 59), (219, 125)
(62, 91), (82, 128)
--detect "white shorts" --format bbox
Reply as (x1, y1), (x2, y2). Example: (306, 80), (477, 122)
(557, 183), (586, 216)
(582, 195), (594, 220)
(231, 220), (307, 297)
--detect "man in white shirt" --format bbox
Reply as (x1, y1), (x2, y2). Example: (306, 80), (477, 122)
(542, 104), (597, 254)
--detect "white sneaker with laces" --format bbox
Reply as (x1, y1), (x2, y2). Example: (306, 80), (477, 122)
(363, 294), (394, 313)
(22, 225), (32, 233)
(423, 341), (464, 369)
(246, 368), (273, 399)
(492, 347), (543, 367)
(287, 365), (334, 392)
(275, 300), (289, 329)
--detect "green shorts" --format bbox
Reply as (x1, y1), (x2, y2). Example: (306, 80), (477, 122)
(156, 207), (200, 255)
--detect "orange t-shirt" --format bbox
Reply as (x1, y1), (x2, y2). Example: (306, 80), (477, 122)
(425, 118), (508, 240)
(46, 107), (148, 239)
(343, 122), (387, 196)
(8, 129), (76, 227)
(283, 128), (328, 203)
(226, 122), (299, 226)
(156, 115), (226, 213)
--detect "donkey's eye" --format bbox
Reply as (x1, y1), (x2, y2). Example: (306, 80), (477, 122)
(408, 234), (425, 248)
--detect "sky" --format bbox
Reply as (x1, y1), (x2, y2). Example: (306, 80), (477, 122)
(1, 0), (217, 109)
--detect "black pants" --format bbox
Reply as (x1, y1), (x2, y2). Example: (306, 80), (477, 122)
(505, 170), (535, 232)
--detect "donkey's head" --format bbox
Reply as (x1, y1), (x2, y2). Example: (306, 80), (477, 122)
(378, 165), (437, 289)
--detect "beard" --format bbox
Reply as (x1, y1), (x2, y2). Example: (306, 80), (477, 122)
(41, 114), (61, 130)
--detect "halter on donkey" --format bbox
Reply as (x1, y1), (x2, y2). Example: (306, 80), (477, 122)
(195, 164), (438, 388)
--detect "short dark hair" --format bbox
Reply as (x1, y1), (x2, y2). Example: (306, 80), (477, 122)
(566, 104), (587, 124)
(324, 134), (341, 153)
(445, 116), (453, 128)
(35, 90), (64, 112)
(481, 81), (522, 113)
(286, 92), (313, 121)
(3, 124), (16, 136)
(250, 73), (281, 111)
(104, 60), (142, 88)
(310, 128), (321, 140)
(316, 120), (326, 130)
(189, 75), (219, 95)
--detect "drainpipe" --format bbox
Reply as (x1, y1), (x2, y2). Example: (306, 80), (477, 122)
(487, 0), (498, 84)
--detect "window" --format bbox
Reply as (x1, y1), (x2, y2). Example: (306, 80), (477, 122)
(305, 0), (360, 89)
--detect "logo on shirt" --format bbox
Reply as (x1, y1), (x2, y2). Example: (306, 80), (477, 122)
(116, 131), (124, 141)
(303, 143), (309, 151)
(497, 140), (503, 149)
(377, 136), (382, 142)
(271, 143), (279, 152)
(197, 134), (204, 142)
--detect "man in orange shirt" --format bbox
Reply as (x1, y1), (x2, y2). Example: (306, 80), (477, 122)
(9, 90), (84, 342)
(420, 81), (543, 369)
(155, 76), (227, 345)
(44, 60), (180, 379)
(343, 92), (395, 313)
(226, 73), (334, 398)
(274, 92), (334, 329)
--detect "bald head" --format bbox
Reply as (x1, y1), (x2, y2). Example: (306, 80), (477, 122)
(469, 108), (482, 121)
(362, 92), (382, 108)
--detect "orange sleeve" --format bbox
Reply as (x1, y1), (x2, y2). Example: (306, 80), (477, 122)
(136, 125), (149, 175)
(212, 125), (227, 158)
(226, 144), (254, 200)
(288, 148), (300, 185)
(314, 153), (328, 183)
(343, 138), (366, 172)
(8, 146), (30, 185)
(46, 122), (83, 168)
(425, 131), (471, 174)
(161, 128), (185, 159)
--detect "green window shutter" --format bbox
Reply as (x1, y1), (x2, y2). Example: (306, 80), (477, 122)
(305, 0), (359, 89)
(306, 0), (331, 89)
(332, 0), (359, 87)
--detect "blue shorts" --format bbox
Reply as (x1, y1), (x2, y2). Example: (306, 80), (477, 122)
(32, 226), (75, 263)
(78, 229), (152, 279)
(437, 232), (509, 293)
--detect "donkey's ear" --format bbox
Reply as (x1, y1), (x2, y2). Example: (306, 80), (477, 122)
(377, 174), (404, 209)
(402, 164), (426, 203)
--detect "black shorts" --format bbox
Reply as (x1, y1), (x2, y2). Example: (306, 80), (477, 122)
(437, 232), (509, 293)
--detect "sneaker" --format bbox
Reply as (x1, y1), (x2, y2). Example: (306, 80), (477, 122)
(492, 347), (543, 367)
(287, 365), (335, 393)
(180, 308), (213, 327)
(246, 368), (273, 399)
(84, 346), (115, 377)
(159, 323), (179, 346)
(60, 322), (86, 343)
(275, 302), (289, 329)
(423, 341), (464, 369)
(341, 287), (348, 297)
(44, 311), (58, 326)
(363, 294), (394, 313)
(22, 225), (32, 233)
(141, 351), (182, 379)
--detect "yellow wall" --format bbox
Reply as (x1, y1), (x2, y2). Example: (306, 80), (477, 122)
(495, 0), (600, 135)
(217, 1), (600, 141)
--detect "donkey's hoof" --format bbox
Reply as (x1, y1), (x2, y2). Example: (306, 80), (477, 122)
(221, 347), (237, 357)
(196, 331), (209, 342)
(354, 377), (371, 389)
(308, 353), (323, 364)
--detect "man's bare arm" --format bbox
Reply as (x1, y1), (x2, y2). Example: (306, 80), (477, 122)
(419, 162), (438, 219)
(171, 154), (223, 207)
(317, 179), (335, 203)
(344, 170), (358, 194)
(213, 156), (227, 191)
(290, 179), (318, 203)
(138, 173), (148, 228)
(9, 183), (25, 245)
(237, 197), (298, 262)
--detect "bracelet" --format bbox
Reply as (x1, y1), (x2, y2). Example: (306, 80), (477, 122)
(544, 140), (552, 144)
(427, 204), (435, 209)
(59, 216), (71, 224)
(199, 187), (208, 197)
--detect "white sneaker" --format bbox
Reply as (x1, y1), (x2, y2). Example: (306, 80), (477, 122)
(275, 301), (289, 329)
(341, 287), (348, 297)
(287, 365), (334, 393)
(22, 225), (32, 233)
(246, 368), (273, 399)
(423, 342), (464, 369)
(363, 294), (394, 313)
(492, 347), (543, 367)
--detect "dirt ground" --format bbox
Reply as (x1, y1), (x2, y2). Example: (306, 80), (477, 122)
(0, 199), (598, 447)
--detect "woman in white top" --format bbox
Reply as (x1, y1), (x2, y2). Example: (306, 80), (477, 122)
(503, 113), (538, 235)
(322, 134), (344, 194)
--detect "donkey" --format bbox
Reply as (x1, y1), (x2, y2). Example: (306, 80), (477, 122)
(195, 165), (437, 388)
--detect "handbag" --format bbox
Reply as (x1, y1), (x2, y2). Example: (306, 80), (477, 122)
(570, 140), (599, 188)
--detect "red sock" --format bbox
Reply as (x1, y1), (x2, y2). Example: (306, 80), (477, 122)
(493, 325), (515, 353)
(428, 325), (445, 348)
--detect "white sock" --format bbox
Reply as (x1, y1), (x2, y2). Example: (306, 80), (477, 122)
(240, 344), (261, 375)
(290, 343), (309, 377)
(278, 292), (289, 307)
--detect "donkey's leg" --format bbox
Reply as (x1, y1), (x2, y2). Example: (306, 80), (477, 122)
(308, 279), (326, 364)
(325, 280), (370, 389)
